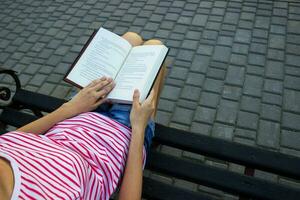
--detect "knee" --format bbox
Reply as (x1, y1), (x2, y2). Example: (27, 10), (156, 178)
(122, 32), (143, 46)
(143, 39), (163, 45)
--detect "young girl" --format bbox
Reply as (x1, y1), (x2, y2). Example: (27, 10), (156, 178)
(0, 32), (166, 200)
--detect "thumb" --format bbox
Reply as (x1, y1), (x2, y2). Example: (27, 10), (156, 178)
(132, 89), (140, 106)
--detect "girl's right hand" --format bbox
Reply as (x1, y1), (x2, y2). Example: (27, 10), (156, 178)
(130, 89), (155, 133)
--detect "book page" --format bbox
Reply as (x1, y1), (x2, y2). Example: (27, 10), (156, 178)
(108, 45), (168, 102)
(66, 28), (132, 87)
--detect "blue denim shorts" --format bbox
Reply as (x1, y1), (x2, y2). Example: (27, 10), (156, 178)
(93, 103), (155, 154)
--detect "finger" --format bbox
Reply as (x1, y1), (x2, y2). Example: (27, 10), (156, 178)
(95, 81), (115, 98)
(87, 77), (107, 88)
(94, 97), (108, 107)
(144, 89), (155, 104)
(90, 77), (113, 91)
(132, 89), (140, 107)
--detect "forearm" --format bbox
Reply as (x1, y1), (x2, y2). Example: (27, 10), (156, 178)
(118, 127), (145, 200)
(17, 104), (75, 135)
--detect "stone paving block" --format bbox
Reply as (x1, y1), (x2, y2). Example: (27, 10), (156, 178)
(216, 99), (239, 125)
(255, 16), (270, 29)
(194, 106), (216, 124)
(284, 75), (300, 90)
(281, 130), (300, 151)
(212, 123), (234, 140)
(199, 91), (220, 108)
(282, 112), (300, 131)
(234, 29), (251, 44)
(267, 48), (284, 61)
(265, 60), (283, 80)
(237, 111), (259, 130)
(248, 53), (265, 66)
(234, 128), (256, 140)
(243, 75), (263, 97)
(283, 89), (300, 113)
(230, 54), (247, 66)
(155, 111), (171, 126)
(180, 85), (201, 101)
(240, 95), (261, 114)
(38, 82), (56, 95)
(203, 78), (223, 93)
(190, 122), (212, 136)
(160, 85), (181, 101)
(225, 65), (245, 86)
(232, 43), (249, 54)
(269, 34), (285, 49)
(207, 67), (225, 80)
(264, 79), (283, 94)
(222, 85), (241, 101)
(29, 74), (48, 86)
(197, 44), (213, 55)
(190, 55), (210, 73)
(169, 66), (188, 80)
(257, 120), (280, 149)
(192, 14), (208, 26)
(261, 104), (281, 122)
(213, 46), (231, 62)
(186, 72), (205, 86)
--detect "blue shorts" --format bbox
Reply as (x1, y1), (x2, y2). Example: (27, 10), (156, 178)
(93, 103), (155, 154)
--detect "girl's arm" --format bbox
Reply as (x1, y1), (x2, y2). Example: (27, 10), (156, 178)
(17, 77), (115, 135)
(118, 89), (155, 200)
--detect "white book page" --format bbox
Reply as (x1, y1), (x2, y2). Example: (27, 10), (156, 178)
(66, 28), (132, 87)
(108, 45), (168, 102)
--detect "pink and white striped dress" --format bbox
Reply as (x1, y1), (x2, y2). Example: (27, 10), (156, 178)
(0, 112), (146, 200)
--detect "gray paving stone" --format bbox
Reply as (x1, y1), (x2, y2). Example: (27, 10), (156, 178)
(264, 79), (283, 94)
(261, 104), (281, 122)
(267, 48), (285, 61)
(180, 85), (201, 101)
(158, 99), (175, 112)
(237, 111), (259, 130)
(248, 53), (265, 66)
(29, 74), (48, 86)
(282, 112), (300, 131)
(190, 122), (212, 136)
(197, 44), (214, 55)
(172, 107), (194, 125)
(257, 120), (280, 149)
(207, 67), (225, 80)
(262, 92), (282, 106)
(203, 78), (224, 93)
(186, 72), (205, 86)
(216, 99), (238, 125)
(38, 82), (56, 95)
(212, 123), (234, 140)
(284, 75), (300, 90)
(232, 43), (249, 54)
(225, 65), (245, 86)
(160, 85), (181, 101)
(281, 130), (300, 151)
(213, 46), (231, 62)
(194, 106), (216, 124)
(234, 29), (251, 43)
(230, 54), (247, 66)
(265, 60), (284, 80)
(192, 14), (208, 26)
(283, 89), (300, 113)
(240, 96), (261, 114)
(222, 85), (241, 101)
(243, 75), (263, 97)
(190, 55), (210, 73)
(199, 92), (220, 108)
(269, 34), (285, 49)
(234, 128), (256, 140)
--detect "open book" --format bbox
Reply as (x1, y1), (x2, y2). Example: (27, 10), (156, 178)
(64, 27), (169, 104)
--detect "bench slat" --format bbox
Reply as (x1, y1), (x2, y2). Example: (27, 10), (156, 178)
(155, 124), (300, 180)
(0, 107), (38, 128)
(13, 89), (66, 112)
(147, 151), (300, 200)
(143, 177), (214, 200)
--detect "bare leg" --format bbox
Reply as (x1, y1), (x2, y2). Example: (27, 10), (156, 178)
(121, 32), (143, 46)
(143, 39), (167, 119)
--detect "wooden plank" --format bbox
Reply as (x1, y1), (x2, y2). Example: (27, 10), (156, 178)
(154, 124), (300, 180)
(142, 177), (214, 200)
(13, 89), (66, 113)
(0, 107), (38, 128)
(146, 151), (300, 200)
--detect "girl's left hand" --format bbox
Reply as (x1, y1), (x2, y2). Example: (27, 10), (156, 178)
(63, 77), (115, 116)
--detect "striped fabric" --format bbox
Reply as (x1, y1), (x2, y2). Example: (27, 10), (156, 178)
(0, 112), (146, 200)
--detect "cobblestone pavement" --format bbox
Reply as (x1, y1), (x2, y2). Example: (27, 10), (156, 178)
(1, 0), (300, 198)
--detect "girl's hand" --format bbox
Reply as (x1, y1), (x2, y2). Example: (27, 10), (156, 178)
(130, 89), (155, 133)
(63, 77), (115, 116)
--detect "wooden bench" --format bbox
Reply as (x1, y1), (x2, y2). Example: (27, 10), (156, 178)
(0, 69), (300, 200)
